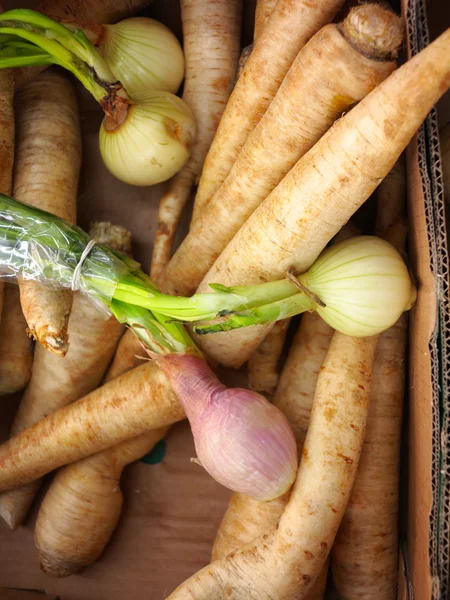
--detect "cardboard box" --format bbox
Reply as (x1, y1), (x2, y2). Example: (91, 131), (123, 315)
(0, 0), (449, 598)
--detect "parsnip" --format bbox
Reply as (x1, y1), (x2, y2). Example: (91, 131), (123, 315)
(0, 13), (14, 326)
(34, 264), (169, 576)
(35, 427), (168, 577)
(0, 0), (17, 350)
(254, 0), (278, 41)
(151, 0), (242, 280)
(191, 0), (345, 221)
(212, 312), (334, 599)
(167, 333), (377, 600)
(194, 26), (450, 368)
(247, 320), (290, 395)
(0, 361), (182, 491)
(331, 160), (407, 599)
(14, 70), (81, 356)
(0, 285), (33, 395)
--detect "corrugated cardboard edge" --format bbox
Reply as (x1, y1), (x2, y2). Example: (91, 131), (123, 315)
(401, 0), (442, 599)
(412, 0), (450, 596)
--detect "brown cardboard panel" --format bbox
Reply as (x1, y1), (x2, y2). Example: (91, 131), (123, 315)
(402, 0), (450, 597)
(405, 138), (435, 600)
(0, 423), (232, 600)
(401, 2), (435, 598)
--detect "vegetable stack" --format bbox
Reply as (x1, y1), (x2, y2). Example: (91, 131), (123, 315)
(0, 0), (447, 597)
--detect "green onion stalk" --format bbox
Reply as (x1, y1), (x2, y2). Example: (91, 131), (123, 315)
(0, 9), (195, 186)
(0, 193), (416, 341)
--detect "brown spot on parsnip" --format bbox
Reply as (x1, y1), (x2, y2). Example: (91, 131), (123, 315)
(212, 76), (231, 91)
(383, 119), (397, 138)
(277, 541), (291, 555)
(324, 406), (336, 421)
(337, 453), (354, 465)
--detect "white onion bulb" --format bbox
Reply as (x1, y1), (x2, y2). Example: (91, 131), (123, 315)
(101, 17), (185, 98)
(299, 236), (416, 337)
(99, 91), (196, 186)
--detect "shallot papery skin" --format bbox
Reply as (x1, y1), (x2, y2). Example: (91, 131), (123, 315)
(158, 354), (298, 501)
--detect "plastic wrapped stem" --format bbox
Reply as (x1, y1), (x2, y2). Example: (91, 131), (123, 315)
(0, 193), (314, 325)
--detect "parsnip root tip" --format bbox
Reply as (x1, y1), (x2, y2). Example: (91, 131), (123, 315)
(89, 221), (132, 256)
(38, 550), (74, 579)
(38, 325), (70, 357)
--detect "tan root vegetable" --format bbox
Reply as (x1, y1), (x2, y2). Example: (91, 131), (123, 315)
(0, 224), (131, 529)
(254, 0), (278, 41)
(0, 22), (14, 326)
(212, 312), (334, 599)
(35, 427), (168, 577)
(0, 20), (13, 197)
(211, 230), (355, 570)
(0, 284), (33, 395)
(190, 0), (345, 221)
(167, 333), (377, 600)
(273, 313), (334, 445)
(269, 221), (357, 435)
(14, 70), (81, 356)
(0, 360), (183, 492)
(162, 4), (402, 296)
(113, 0), (242, 374)
(247, 320), (290, 395)
(33, 289), (168, 577)
(194, 26), (450, 368)
(332, 317), (406, 600)
(235, 0), (275, 83)
(212, 491), (289, 562)
(331, 161), (407, 600)
(150, 0), (242, 280)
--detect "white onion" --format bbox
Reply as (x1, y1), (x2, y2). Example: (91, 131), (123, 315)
(299, 236), (416, 337)
(101, 17), (185, 98)
(99, 91), (196, 186)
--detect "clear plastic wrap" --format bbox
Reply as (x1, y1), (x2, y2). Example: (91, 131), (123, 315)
(0, 193), (138, 311)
